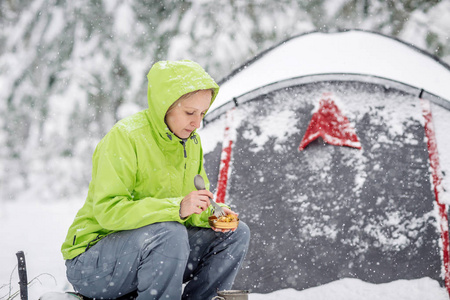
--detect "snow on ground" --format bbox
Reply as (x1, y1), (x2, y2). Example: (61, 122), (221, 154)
(250, 277), (448, 300)
(0, 201), (448, 300)
(0, 200), (77, 299)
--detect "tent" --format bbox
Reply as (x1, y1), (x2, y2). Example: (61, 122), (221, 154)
(198, 30), (450, 294)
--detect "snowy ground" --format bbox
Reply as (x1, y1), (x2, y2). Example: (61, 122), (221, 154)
(0, 201), (448, 300)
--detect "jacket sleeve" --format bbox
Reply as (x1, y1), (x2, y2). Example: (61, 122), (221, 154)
(89, 127), (186, 231)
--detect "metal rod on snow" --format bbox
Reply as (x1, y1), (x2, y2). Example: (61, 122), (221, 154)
(16, 251), (28, 300)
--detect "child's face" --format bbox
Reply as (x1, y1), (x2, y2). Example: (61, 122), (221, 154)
(165, 90), (212, 139)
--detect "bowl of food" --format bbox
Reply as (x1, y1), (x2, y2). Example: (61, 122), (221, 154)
(209, 214), (239, 230)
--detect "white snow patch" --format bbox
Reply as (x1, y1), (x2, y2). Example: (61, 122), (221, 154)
(249, 277), (449, 300)
(199, 114), (227, 154)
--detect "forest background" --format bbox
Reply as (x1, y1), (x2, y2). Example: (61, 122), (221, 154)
(1, 0), (450, 203)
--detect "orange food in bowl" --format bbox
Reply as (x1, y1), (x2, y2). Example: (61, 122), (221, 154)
(209, 214), (239, 229)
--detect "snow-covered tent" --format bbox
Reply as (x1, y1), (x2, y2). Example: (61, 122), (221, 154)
(199, 30), (450, 294)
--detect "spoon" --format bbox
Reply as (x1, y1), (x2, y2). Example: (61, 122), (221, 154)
(194, 174), (226, 217)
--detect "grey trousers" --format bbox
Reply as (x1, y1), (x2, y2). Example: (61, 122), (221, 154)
(65, 221), (250, 300)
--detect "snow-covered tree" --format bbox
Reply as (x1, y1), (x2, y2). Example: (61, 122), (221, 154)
(0, 0), (449, 201)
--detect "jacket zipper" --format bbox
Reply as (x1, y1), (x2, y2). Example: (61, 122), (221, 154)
(180, 139), (187, 171)
(180, 139), (187, 158)
(181, 134), (197, 159)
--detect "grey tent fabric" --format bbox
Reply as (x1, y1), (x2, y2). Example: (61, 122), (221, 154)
(203, 78), (445, 293)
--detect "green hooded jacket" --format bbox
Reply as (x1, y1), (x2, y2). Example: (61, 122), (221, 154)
(61, 60), (220, 260)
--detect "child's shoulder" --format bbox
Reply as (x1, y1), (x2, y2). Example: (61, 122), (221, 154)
(114, 110), (150, 134)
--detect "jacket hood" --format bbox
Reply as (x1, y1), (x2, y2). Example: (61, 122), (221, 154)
(146, 60), (219, 141)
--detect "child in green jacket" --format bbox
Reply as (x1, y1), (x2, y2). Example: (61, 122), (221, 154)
(62, 60), (250, 300)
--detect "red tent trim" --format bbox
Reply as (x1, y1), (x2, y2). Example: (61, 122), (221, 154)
(299, 97), (361, 151)
(215, 108), (236, 204)
(420, 98), (450, 296)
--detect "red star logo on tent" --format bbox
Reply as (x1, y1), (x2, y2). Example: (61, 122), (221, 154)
(299, 97), (362, 151)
